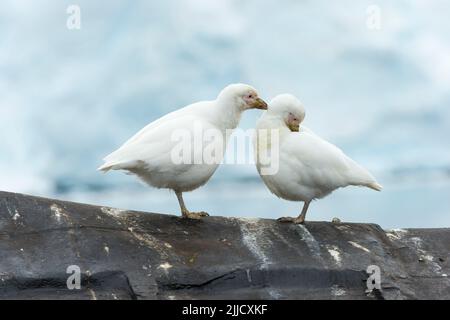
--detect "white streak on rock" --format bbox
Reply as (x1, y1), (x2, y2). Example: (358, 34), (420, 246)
(295, 225), (322, 256)
(159, 262), (172, 270)
(326, 245), (342, 266)
(348, 241), (370, 253)
(101, 207), (126, 217)
(238, 218), (281, 299)
(239, 218), (271, 270)
(246, 269), (252, 283)
(406, 237), (446, 278)
(88, 289), (97, 300)
(12, 210), (21, 221)
(50, 204), (68, 222)
(331, 284), (346, 296)
(267, 289), (282, 299)
(386, 228), (408, 240)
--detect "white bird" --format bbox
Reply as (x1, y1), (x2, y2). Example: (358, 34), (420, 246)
(99, 84), (267, 219)
(254, 94), (382, 224)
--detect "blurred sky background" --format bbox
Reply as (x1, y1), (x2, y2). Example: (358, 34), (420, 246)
(1, 0), (449, 228)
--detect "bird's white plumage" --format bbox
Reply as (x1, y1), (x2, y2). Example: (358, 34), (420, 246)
(254, 94), (381, 204)
(99, 84), (264, 194)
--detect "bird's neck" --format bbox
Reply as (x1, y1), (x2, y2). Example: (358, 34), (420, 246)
(259, 116), (290, 135)
(215, 99), (243, 131)
(256, 116), (291, 150)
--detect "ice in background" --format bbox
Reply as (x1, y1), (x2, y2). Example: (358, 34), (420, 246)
(1, 0), (449, 228)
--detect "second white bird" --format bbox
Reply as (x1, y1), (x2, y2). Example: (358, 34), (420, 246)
(254, 94), (382, 224)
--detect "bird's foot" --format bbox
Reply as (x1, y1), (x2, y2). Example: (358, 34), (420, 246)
(182, 210), (209, 220)
(277, 216), (305, 224)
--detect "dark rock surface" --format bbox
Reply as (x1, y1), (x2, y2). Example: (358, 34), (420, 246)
(0, 190), (449, 299)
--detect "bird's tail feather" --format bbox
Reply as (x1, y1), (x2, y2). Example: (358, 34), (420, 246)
(366, 182), (383, 191)
(98, 159), (142, 173)
(97, 163), (113, 172)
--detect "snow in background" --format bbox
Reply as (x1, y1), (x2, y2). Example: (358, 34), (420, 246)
(1, 0), (449, 228)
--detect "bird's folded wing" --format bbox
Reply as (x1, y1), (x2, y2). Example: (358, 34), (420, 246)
(101, 114), (217, 172)
(121, 100), (212, 146)
(285, 132), (347, 168)
(284, 132), (374, 187)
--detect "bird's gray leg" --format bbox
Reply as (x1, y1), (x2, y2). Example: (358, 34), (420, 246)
(278, 200), (310, 224)
(295, 201), (310, 224)
(175, 191), (189, 216)
(175, 191), (209, 219)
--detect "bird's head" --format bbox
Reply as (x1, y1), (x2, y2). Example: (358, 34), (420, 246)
(217, 83), (267, 111)
(268, 94), (305, 132)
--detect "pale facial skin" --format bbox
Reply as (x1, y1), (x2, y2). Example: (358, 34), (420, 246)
(243, 91), (268, 110)
(286, 112), (301, 132)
